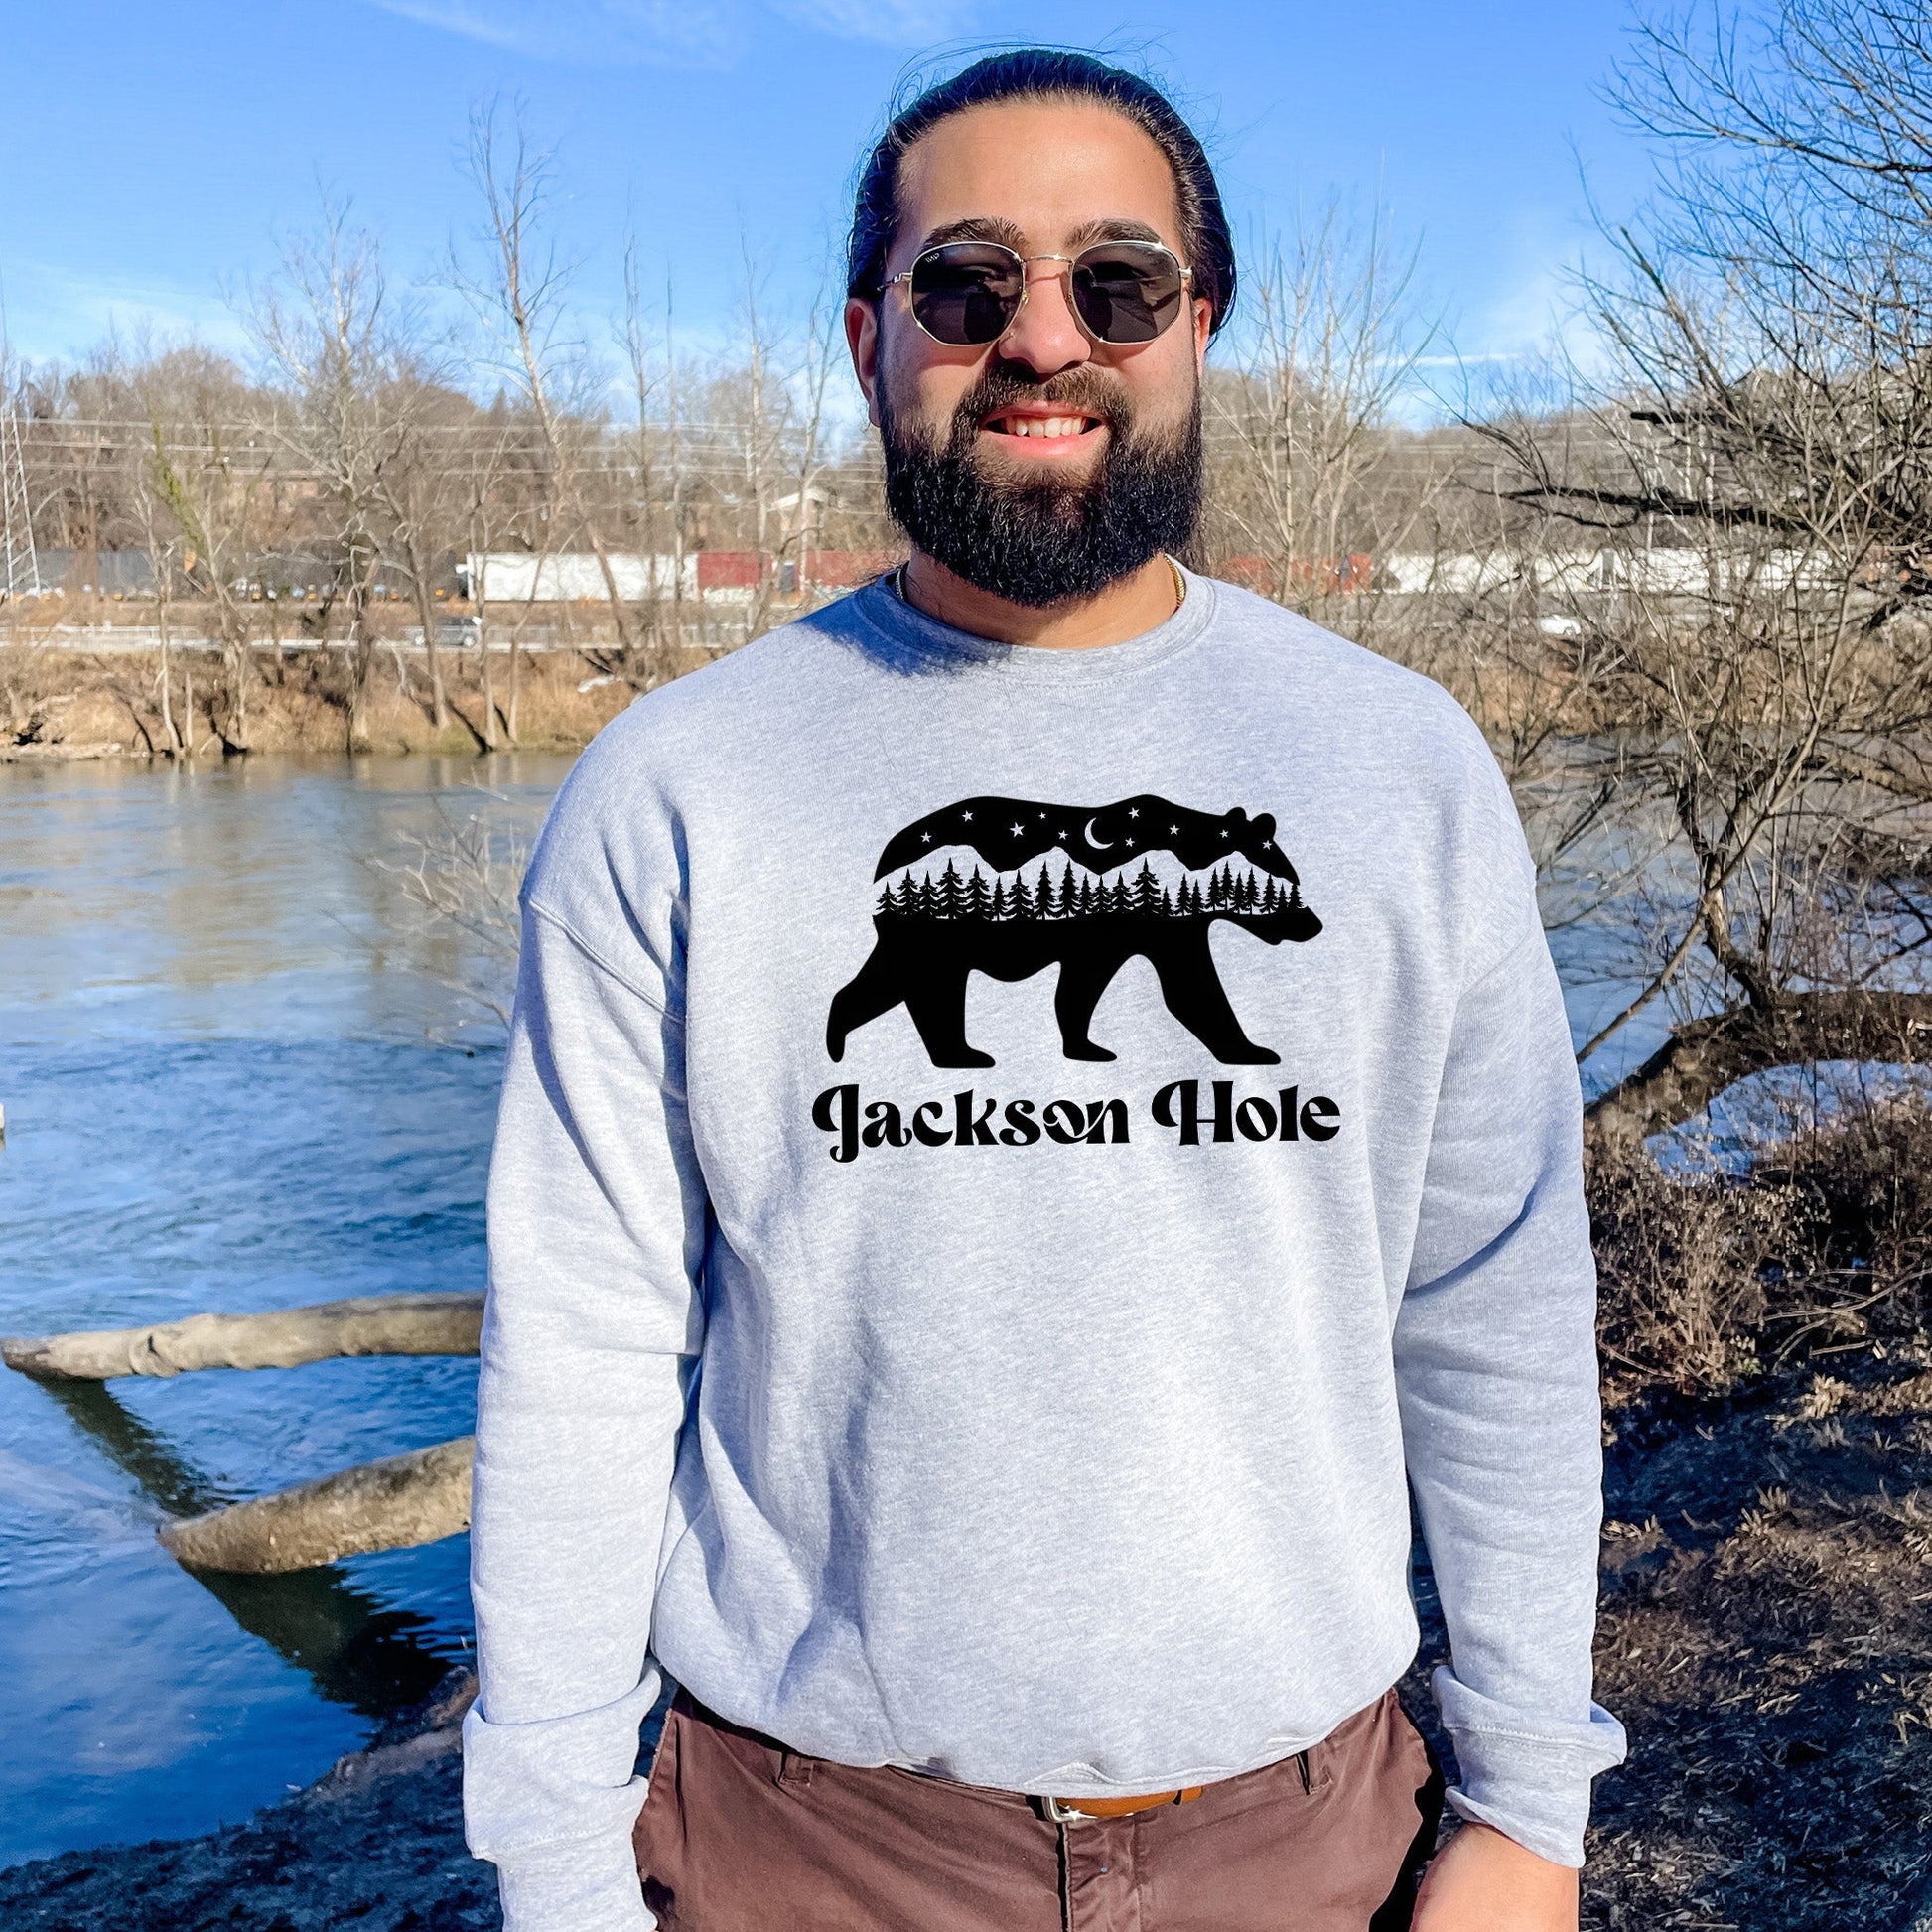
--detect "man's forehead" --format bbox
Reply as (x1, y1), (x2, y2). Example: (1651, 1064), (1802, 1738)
(893, 100), (1183, 258)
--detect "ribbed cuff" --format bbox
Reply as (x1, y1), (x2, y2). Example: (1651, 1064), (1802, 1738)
(491, 1830), (656, 1932)
(1432, 1667), (1628, 1867)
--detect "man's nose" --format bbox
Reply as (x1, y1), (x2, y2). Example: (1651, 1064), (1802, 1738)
(997, 260), (1091, 378)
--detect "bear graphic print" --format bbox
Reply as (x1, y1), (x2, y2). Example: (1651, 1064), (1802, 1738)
(826, 793), (1322, 1068)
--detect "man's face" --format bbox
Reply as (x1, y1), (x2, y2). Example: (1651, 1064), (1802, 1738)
(846, 99), (1214, 607)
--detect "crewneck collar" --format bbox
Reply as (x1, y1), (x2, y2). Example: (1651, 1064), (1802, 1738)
(848, 562), (1218, 685)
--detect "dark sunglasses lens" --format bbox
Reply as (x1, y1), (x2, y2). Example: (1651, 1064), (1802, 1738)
(1071, 245), (1184, 344)
(909, 244), (1024, 345)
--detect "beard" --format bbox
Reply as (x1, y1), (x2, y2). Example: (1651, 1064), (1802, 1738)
(878, 362), (1203, 609)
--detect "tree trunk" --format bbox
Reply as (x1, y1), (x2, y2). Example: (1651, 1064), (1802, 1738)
(159, 1436), (475, 1573)
(1586, 990), (1932, 1141)
(2, 1291), (483, 1381)
(411, 572), (450, 732)
(347, 578), (377, 752)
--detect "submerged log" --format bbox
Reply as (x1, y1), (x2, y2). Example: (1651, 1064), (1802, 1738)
(160, 1436), (476, 1574)
(1, 1292), (483, 1382)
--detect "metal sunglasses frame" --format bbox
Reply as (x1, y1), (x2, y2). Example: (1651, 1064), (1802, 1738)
(883, 238), (1196, 348)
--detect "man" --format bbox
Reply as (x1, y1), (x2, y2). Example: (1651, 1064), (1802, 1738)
(463, 48), (1625, 1932)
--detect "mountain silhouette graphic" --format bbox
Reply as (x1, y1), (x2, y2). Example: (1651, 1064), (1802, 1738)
(827, 793), (1321, 1068)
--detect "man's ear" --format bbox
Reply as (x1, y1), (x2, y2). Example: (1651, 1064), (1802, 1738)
(1191, 294), (1212, 373)
(846, 296), (883, 428)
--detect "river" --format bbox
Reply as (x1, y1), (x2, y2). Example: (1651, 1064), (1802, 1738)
(0, 754), (571, 1868)
(0, 750), (1671, 1871)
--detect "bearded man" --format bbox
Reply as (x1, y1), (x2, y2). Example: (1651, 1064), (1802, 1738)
(463, 49), (1625, 1932)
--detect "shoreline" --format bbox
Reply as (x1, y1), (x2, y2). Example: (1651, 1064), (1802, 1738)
(0, 1672), (493, 1931)
(1, 640), (637, 763)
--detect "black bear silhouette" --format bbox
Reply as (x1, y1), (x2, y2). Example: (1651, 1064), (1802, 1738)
(826, 793), (1321, 1068)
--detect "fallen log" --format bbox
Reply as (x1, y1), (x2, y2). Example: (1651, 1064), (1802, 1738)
(1586, 989), (1932, 1142)
(160, 1436), (476, 1574)
(1, 1292), (483, 1381)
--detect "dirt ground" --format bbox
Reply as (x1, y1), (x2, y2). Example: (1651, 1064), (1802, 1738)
(1581, 1349), (1932, 1930)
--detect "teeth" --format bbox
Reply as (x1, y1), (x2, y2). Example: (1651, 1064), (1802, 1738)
(997, 416), (1090, 438)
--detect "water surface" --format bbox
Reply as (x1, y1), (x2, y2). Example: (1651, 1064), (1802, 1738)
(0, 754), (570, 1867)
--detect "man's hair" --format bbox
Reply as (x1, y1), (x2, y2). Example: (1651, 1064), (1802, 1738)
(846, 50), (1237, 337)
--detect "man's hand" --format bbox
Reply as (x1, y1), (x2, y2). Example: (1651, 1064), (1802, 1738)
(1412, 1821), (1580, 1931)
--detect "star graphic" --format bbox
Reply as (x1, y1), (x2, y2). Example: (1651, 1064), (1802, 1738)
(1169, 824), (1179, 834)
(1128, 807), (1140, 819)
(920, 832), (932, 843)
(1057, 829), (1068, 839)
(1011, 823), (1025, 836)
(1038, 810), (1047, 820)
(961, 810), (973, 822)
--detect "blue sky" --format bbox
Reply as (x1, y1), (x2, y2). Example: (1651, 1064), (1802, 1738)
(1, 0), (1656, 391)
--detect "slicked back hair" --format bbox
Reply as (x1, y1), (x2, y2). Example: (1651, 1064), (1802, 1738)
(847, 50), (1236, 338)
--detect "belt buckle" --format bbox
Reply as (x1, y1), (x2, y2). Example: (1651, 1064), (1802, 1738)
(1040, 1796), (1099, 1826)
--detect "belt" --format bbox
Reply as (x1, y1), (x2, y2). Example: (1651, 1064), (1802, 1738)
(1038, 1786), (1204, 1825)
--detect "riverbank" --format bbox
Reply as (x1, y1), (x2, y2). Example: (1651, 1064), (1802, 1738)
(1, 641), (638, 760)
(0, 1671), (491, 1930)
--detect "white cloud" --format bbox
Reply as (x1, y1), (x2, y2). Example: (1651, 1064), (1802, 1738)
(766, 0), (970, 44)
(363, 0), (745, 65)
(359, 0), (964, 64)
(3, 264), (250, 368)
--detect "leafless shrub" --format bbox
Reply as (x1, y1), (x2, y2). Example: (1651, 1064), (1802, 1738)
(365, 792), (531, 1033)
(1590, 1084), (1932, 1407)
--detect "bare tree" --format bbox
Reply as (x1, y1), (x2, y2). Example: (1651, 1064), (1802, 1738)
(1205, 203), (1444, 638)
(248, 205), (405, 751)
(456, 102), (654, 688)
(1480, 0), (1932, 1136)
(133, 353), (270, 753)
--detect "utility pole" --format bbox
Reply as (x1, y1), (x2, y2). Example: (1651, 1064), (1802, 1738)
(1, 405), (42, 602)
(0, 262), (44, 603)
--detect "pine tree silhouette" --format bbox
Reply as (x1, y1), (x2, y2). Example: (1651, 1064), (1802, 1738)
(966, 866), (991, 920)
(991, 877), (1011, 921)
(1078, 875), (1098, 918)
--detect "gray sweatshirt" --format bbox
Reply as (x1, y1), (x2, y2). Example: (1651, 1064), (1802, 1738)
(462, 570), (1627, 1930)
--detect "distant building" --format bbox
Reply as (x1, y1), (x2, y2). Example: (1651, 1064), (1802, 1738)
(462, 550), (897, 604)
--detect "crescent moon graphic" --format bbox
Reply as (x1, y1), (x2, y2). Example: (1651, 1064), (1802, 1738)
(1083, 816), (1113, 850)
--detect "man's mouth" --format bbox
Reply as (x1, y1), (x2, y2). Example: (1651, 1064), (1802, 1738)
(982, 409), (1104, 442)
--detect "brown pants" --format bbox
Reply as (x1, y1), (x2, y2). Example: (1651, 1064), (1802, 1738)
(633, 1689), (1444, 1931)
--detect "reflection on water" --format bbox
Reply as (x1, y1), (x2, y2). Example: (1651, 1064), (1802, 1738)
(45, 1380), (455, 1720)
(0, 755), (571, 1868)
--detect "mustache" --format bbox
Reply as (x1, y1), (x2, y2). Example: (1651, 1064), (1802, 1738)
(942, 363), (1134, 452)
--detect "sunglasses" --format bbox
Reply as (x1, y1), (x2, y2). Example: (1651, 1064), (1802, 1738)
(885, 239), (1194, 347)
